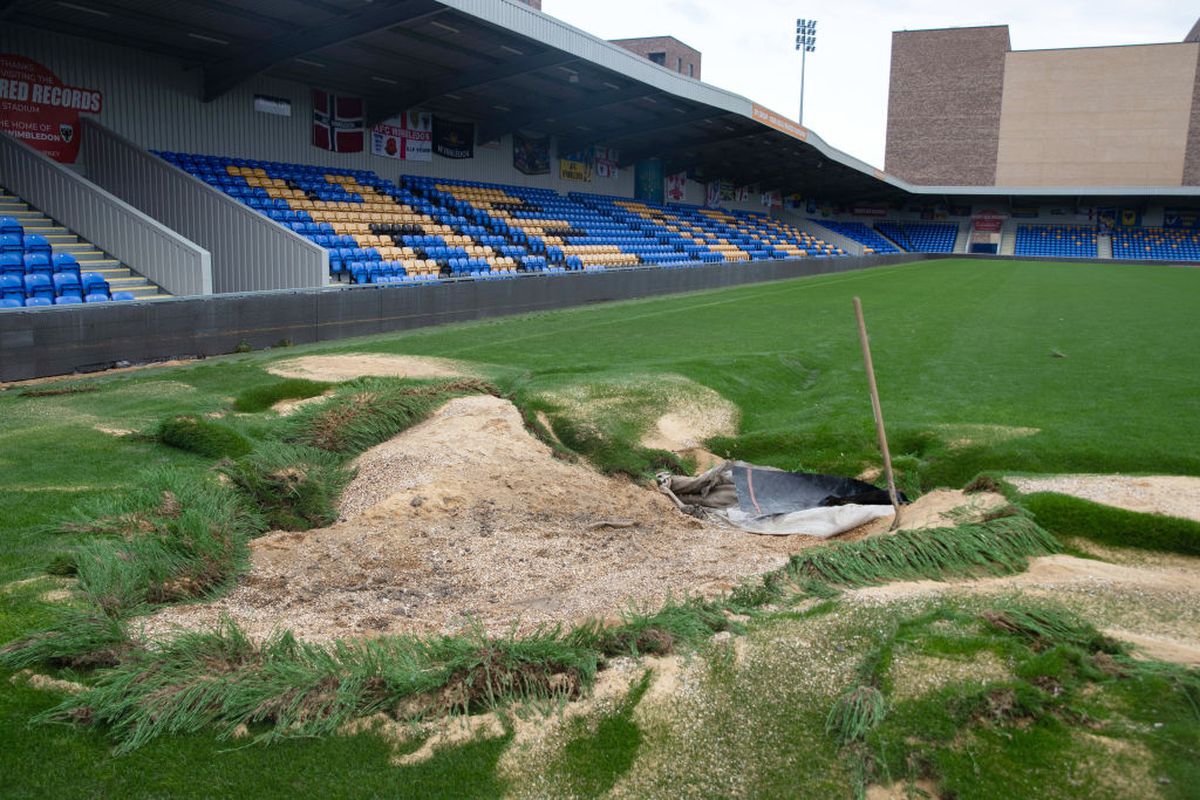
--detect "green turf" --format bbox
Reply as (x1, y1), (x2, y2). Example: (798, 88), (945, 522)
(2, 258), (1198, 796)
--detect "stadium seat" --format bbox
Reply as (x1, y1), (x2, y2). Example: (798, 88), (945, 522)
(84, 292), (111, 303)
(112, 291), (137, 301)
(53, 271), (83, 297)
(0, 234), (22, 256)
(23, 253), (52, 276)
(23, 296), (52, 307)
(24, 273), (54, 300)
(81, 272), (110, 295)
(22, 234), (51, 256)
(0, 274), (23, 300)
(52, 252), (81, 276)
(54, 295), (83, 305)
(0, 216), (22, 236)
(0, 253), (21, 278)
(0, 297), (22, 309)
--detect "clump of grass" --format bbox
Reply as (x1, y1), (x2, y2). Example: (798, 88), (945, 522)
(52, 468), (264, 617)
(1021, 491), (1200, 556)
(220, 443), (352, 531)
(232, 378), (333, 413)
(573, 597), (736, 657)
(0, 611), (133, 670)
(286, 378), (459, 454)
(827, 685), (887, 744)
(784, 516), (1058, 588)
(980, 605), (1123, 655)
(550, 416), (688, 480)
(157, 414), (253, 459)
(38, 619), (598, 754)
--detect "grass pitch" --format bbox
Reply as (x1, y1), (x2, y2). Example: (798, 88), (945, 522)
(2, 258), (1199, 798)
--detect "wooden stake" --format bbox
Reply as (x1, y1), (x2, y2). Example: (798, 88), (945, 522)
(853, 297), (903, 530)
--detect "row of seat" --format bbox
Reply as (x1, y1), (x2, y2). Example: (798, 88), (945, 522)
(874, 221), (958, 253)
(1014, 225), (1097, 258)
(1111, 227), (1200, 261)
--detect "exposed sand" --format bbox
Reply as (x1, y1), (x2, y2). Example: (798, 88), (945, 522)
(1009, 474), (1200, 523)
(143, 396), (836, 643)
(849, 553), (1200, 664)
(266, 353), (475, 382)
(271, 391), (334, 416)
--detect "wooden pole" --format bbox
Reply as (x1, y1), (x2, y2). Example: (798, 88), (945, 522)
(852, 297), (902, 530)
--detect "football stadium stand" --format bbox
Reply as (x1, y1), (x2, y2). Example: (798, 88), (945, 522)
(811, 220), (901, 254)
(1111, 227), (1200, 262)
(874, 221), (958, 253)
(0, 188), (160, 308)
(157, 152), (845, 282)
(1013, 224), (1098, 258)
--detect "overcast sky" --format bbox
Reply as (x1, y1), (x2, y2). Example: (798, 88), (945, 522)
(545, 1), (1197, 168)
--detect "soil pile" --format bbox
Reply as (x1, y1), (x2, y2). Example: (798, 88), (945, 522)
(145, 396), (834, 642)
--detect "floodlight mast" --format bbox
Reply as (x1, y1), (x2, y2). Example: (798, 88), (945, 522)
(795, 18), (817, 125)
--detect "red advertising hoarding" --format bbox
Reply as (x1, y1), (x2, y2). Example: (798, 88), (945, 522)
(0, 54), (103, 163)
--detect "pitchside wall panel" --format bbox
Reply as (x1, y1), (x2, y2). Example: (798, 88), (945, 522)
(0, 256), (916, 381)
(0, 25), (637, 197)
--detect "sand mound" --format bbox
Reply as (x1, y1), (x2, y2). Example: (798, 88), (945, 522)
(849, 553), (1200, 665)
(848, 488), (1009, 537)
(1009, 474), (1200, 523)
(543, 373), (737, 467)
(267, 353), (474, 383)
(271, 391), (333, 417)
(144, 396), (834, 642)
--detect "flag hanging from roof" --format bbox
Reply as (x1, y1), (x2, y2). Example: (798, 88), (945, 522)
(311, 89), (364, 153)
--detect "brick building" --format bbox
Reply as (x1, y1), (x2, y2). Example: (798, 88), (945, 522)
(885, 20), (1200, 187)
(609, 36), (701, 79)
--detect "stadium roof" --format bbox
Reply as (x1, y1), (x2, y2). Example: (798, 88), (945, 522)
(5, 0), (1198, 203)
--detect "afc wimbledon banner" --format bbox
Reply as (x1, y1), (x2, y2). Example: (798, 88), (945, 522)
(0, 54), (103, 163)
(371, 111), (432, 161)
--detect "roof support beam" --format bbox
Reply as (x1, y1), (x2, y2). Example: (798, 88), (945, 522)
(202, 0), (445, 102)
(476, 84), (660, 143)
(558, 106), (731, 160)
(367, 50), (578, 125)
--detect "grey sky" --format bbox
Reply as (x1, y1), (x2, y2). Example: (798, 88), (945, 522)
(545, 1), (1197, 168)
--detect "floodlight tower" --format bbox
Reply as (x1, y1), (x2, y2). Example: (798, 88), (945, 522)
(795, 18), (817, 125)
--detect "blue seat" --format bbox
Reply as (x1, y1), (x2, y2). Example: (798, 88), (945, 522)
(0, 256), (22, 279)
(111, 291), (136, 301)
(24, 273), (54, 299)
(55, 295), (83, 305)
(0, 217), (21, 236)
(81, 272), (110, 295)
(23, 234), (51, 255)
(0, 274), (22, 299)
(0, 297), (22, 309)
(53, 271), (82, 296)
(23, 253), (52, 276)
(0, 233), (22, 256)
(23, 296), (52, 307)
(52, 252), (80, 276)
(84, 292), (111, 303)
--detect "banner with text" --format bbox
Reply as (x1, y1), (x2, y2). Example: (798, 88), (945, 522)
(370, 110), (431, 161)
(433, 116), (474, 159)
(0, 53), (103, 163)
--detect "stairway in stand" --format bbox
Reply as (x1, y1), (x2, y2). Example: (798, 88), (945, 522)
(0, 188), (167, 299)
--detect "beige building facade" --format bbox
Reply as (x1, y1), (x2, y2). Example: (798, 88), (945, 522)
(886, 22), (1200, 187)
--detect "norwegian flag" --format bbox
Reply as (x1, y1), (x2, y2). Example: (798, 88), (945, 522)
(311, 89), (364, 153)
